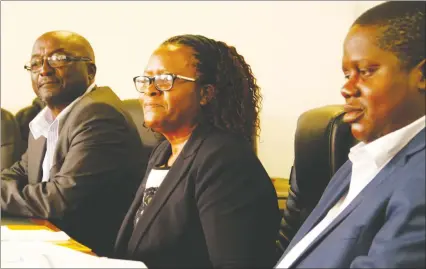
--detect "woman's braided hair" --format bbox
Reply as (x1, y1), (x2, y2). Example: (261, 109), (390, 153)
(162, 34), (262, 146)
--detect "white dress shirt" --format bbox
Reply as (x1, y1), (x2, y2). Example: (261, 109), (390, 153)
(277, 115), (425, 268)
(29, 83), (96, 182)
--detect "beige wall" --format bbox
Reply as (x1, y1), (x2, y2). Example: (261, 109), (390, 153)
(0, 1), (383, 178)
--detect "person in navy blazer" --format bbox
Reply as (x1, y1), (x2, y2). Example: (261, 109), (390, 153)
(113, 34), (281, 268)
(277, 2), (425, 268)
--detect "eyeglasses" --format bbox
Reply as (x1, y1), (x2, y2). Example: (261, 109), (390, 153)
(133, 73), (196, 93)
(24, 53), (92, 72)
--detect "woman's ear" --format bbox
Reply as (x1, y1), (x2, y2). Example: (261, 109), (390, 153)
(200, 84), (215, 106)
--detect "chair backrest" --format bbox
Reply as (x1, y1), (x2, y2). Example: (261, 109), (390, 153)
(1, 108), (23, 170)
(292, 104), (358, 211)
(121, 99), (164, 157)
(277, 105), (358, 255)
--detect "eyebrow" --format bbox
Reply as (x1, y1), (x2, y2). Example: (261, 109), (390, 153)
(143, 69), (168, 76)
(31, 48), (67, 58)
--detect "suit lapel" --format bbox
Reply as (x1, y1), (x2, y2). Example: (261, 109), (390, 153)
(28, 135), (46, 184)
(309, 166), (352, 229)
(114, 169), (152, 257)
(286, 164), (352, 252)
(291, 128), (425, 267)
(126, 124), (212, 256)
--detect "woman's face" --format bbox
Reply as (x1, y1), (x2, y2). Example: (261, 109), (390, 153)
(139, 44), (202, 134)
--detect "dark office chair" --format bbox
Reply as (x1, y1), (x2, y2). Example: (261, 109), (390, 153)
(1, 108), (23, 170)
(122, 99), (164, 158)
(276, 104), (357, 254)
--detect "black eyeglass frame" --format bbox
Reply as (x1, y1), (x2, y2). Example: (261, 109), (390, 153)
(24, 53), (92, 72)
(133, 73), (196, 93)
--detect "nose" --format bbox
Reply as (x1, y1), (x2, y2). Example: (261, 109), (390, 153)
(139, 83), (160, 104)
(144, 82), (161, 97)
(341, 74), (360, 99)
(39, 59), (55, 76)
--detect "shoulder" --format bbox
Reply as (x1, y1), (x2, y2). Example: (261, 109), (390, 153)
(192, 127), (259, 172)
(77, 86), (123, 110)
(200, 127), (253, 156)
(1, 108), (15, 122)
(69, 86), (131, 123)
(393, 150), (425, 194)
(385, 150), (425, 215)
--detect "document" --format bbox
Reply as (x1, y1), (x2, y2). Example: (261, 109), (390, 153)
(1, 226), (70, 242)
(1, 241), (147, 268)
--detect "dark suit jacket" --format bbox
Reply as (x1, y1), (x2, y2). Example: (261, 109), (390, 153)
(277, 129), (426, 268)
(1, 87), (146, 256)
(114, 123), (281, 268)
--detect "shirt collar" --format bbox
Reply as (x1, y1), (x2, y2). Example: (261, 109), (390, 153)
(29, 83), (96, 139)
(349, 116), (426, 168)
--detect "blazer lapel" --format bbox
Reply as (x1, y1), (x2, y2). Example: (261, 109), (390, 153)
(28, 135), (46, 184)
(115, 141), (171, 257)
(126, 124), (213, 256)
(286, 164), (352, 252)
(291, 129), (425, 267)
(114, 171), (152, 257)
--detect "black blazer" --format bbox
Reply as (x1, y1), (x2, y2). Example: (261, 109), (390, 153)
(114, 124), (281, 268)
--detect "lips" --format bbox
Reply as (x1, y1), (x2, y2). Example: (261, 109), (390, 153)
(39, 80), (59, 87)
(343, 104), (364, 123)
(143, 104), (163, 111)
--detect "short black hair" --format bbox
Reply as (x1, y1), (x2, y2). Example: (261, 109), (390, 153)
(354, 1), (425, 70)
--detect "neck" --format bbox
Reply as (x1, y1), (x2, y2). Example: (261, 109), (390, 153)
(48, 104), (68, 119)
(163, 124), (197, 157)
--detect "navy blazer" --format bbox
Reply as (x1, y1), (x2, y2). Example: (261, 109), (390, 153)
(278, 128), (425, 268)
(114, 123), (281, 268)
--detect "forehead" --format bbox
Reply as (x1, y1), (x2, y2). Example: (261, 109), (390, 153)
(144, 44), (197, 75)
(342, 25), (399, 65)
(31, 35), (85, 57)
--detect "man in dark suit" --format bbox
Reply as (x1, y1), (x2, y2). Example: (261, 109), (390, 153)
(1, 31), (145, 257)
(277, 2), (425, 268)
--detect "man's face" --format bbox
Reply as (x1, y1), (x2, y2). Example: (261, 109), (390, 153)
(29, 35), (92, 107)
(341, 25), (424, 143)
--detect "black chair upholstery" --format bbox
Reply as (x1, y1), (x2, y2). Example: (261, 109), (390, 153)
(1, 108), (23, 170)
(277, 104), (357, 254)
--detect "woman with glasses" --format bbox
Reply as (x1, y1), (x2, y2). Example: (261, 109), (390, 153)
(113, 34), (281, 268)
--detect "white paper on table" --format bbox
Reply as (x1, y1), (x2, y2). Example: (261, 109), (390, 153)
(1, 241), (147, 268)
(1, 226), (70, 242)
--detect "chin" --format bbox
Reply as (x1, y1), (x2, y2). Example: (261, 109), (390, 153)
(143, 120), (161, 131)
(38, 92), (55, 105)
(350, 123), (368, 143)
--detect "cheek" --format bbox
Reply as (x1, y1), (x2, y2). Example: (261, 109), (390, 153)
(138, 93), (145, 106)
(362, 80), (403, 125)
(31, 74), (39, 91)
